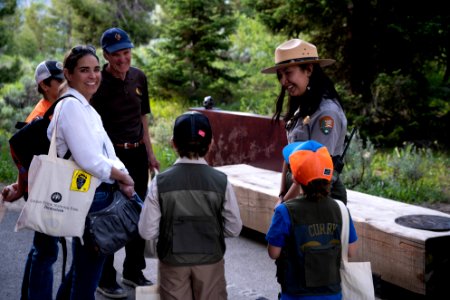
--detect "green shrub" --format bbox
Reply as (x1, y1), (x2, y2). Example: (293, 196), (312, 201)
(149, 98), (187, 145)
(342, 140), (450, 204)
(150, 98), (188, 123)
(0, 130), (16, 183)
(0, 55), (24, 86)
(149, 98), (188, 171)
(341, 130), (375, 189)
(0, 77), (38, 132)
(152, 143), (177, 172)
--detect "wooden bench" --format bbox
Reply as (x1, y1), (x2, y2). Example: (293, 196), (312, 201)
(215, 164), (450, 297)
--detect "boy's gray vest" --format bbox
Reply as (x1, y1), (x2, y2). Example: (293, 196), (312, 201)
(156, 163), (227, 265)
(277, 196), (343, 296)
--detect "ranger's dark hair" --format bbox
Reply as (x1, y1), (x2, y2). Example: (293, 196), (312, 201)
(272, 64), (344, 124)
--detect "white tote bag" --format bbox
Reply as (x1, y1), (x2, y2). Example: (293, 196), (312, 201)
(335, 200), (375, 300)
(15, 104), (100, 238)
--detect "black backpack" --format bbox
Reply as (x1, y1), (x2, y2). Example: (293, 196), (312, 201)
(8, 94), (74, 281)
(8, 94), (73, 171)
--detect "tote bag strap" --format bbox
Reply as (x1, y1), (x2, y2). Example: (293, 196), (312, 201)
(335, 199), (350, 262)
(48, 95), (79, 159)
(47, 101), (63, 159)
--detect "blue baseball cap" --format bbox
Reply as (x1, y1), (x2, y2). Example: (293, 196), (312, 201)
(282, 140), (333, 185)
(282, 140), (324, 164)
(100, 27), (134, 53)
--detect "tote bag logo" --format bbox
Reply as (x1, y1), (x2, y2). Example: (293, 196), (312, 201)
(70, 170), (93, 192)
(51, 192), (62, 203)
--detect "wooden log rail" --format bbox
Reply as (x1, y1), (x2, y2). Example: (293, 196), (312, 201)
(215, 164), (450, 297)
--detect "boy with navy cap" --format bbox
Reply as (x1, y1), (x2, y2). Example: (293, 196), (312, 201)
(139, 111), (242, 300)
(92, 27), (160, 298)
(266, 140), (358, 300)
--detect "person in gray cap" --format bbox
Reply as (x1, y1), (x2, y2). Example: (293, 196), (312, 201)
(91, 27), (159, 298)
(1, 60), (64, 300)
(2, 60), (65, 202)
(138, 111), (242, 300)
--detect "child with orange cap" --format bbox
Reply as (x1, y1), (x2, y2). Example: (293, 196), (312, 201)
(266, 140), (358, 300)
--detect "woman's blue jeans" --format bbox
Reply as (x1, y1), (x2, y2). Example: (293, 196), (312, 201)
(56, 183), (115, 300)
(21, 232), (59, 300)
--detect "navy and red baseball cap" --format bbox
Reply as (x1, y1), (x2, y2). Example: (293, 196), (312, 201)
(173, 111), (212, 148)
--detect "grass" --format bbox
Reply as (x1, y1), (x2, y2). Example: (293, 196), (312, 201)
(152, 143), (177, 172)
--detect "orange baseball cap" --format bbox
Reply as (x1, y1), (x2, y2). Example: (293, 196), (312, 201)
(282, 140), (333, 186)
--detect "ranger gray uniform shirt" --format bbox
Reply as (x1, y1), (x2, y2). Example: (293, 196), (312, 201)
(287, 98), (347, 156)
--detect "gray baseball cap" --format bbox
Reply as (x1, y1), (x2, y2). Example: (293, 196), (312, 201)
(34, 60), (64, 84)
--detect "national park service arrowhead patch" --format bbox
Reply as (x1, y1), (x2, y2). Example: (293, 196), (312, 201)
(319, 116), (334, 135)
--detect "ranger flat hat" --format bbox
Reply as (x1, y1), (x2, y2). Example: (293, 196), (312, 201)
(261, 39), (335, 74)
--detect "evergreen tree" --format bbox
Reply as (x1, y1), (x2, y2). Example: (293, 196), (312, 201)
(154, 0), (239, 102)
(66, 0), (157, 47)
(0, 0), (21, 86)
(0, 0), (16, 53)
(245, 0), (449, 147)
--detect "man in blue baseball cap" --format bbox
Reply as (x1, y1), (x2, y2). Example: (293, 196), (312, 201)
(92, 27), (159, 298)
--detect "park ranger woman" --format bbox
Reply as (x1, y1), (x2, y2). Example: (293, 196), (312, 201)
(262, 38), (348, 205)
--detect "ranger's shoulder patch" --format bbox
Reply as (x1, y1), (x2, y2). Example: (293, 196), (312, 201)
(319, 116), (334, 135)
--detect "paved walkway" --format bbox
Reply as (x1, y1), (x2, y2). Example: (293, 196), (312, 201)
(1, 196), (424, 299)
(0, 197), (278, 300)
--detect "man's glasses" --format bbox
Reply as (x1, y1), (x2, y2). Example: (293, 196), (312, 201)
(71, 45), (96, 55)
